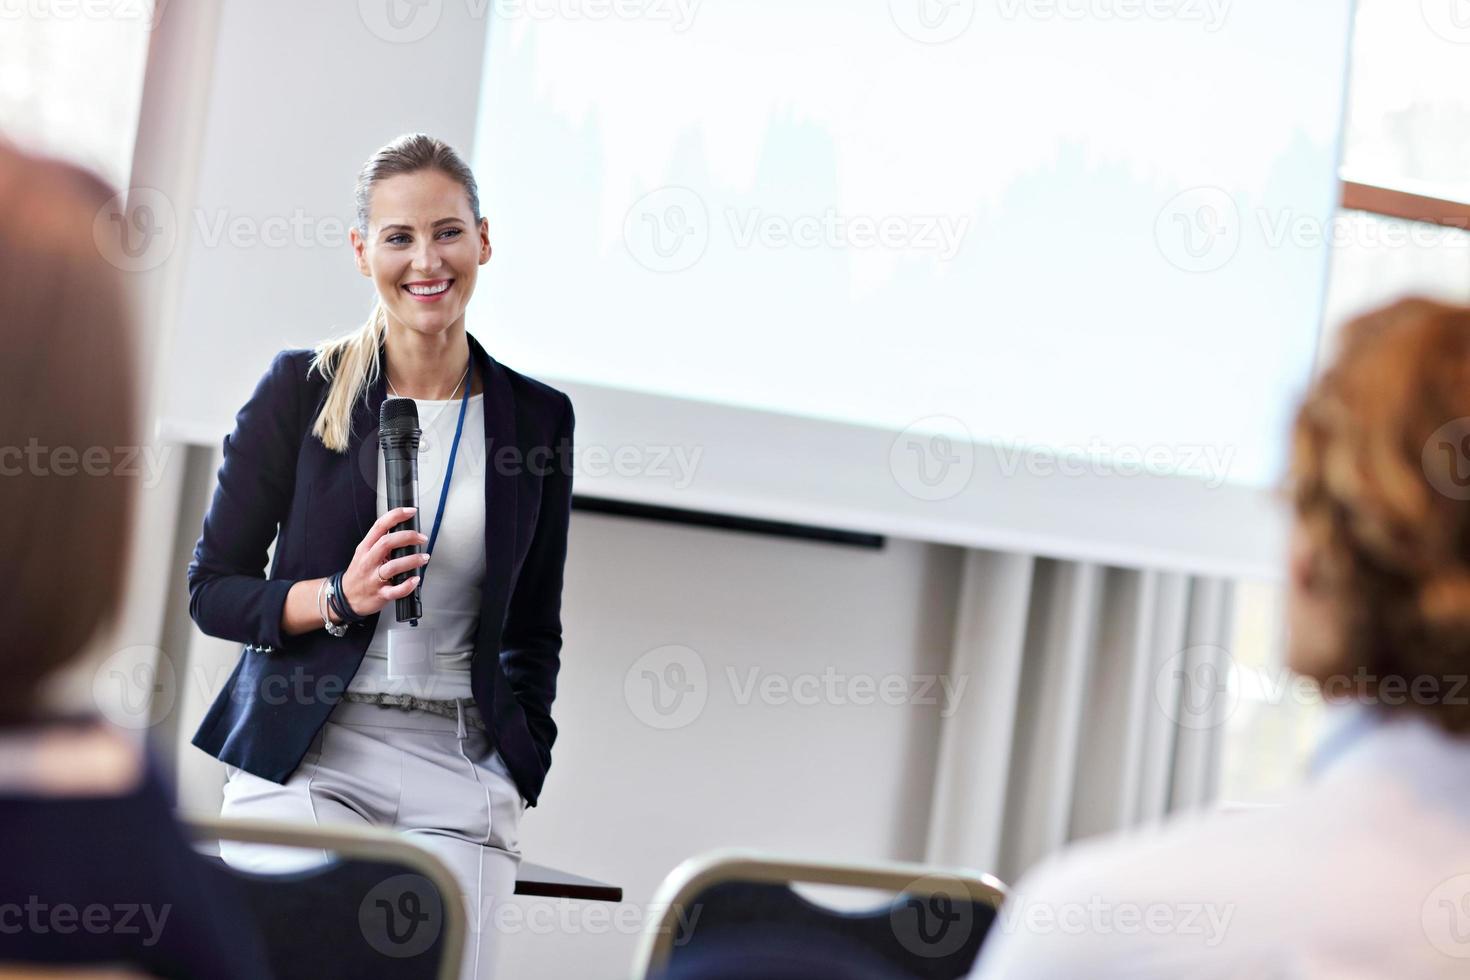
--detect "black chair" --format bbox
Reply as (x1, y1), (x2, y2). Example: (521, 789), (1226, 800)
(634, 850), (1006, 980)
(185, 815), (464, 980)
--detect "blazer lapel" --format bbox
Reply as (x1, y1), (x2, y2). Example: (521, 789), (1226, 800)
(473, 333), (519, 648)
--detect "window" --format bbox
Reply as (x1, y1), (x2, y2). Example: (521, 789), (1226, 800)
(1218, 0), (1470, 804)
(0, 6), (155, 189)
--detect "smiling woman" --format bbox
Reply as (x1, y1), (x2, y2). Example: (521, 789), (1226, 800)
(185, 132), (575, 980)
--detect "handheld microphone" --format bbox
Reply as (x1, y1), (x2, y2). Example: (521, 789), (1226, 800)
(379, 397), (423, 624)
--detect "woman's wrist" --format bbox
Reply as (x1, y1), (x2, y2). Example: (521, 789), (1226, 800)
(327, 570), (366, 625)
(321, 579), (345, 626)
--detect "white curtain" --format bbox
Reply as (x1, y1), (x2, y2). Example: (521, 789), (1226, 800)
(924, 550), (1235, 884)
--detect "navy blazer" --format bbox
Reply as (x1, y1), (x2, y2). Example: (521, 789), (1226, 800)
(188, 332), (574, 807)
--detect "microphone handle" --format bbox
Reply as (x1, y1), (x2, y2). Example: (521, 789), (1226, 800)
(383, 449), (423, 623)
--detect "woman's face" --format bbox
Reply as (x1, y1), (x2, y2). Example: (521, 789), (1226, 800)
(351, 169), (490, 339)
(1285, 520), (1344, 684)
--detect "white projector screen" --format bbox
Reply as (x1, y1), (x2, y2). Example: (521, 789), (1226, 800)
(466, 1), (1354, 577)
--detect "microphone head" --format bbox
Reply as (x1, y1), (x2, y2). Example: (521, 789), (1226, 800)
(380, 398), (421, 455)
(380, 396), (420, 437)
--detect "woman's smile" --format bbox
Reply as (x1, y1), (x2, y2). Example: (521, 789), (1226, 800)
(403, 277), (454, 302)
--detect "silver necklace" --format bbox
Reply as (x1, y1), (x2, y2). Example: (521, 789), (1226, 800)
(388, 363), (470, 450)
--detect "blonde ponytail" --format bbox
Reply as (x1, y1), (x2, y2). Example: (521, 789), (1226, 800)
(309, 298), (388, 453)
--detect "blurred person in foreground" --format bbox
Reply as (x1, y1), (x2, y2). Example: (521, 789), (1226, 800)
(972, 297), (1470, 978)
(0, 142), (269, 978)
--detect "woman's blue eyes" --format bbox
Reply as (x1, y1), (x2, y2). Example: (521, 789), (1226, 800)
(386, 228), (463, 246)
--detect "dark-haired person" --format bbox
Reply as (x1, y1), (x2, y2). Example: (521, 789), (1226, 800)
(188, 133), (573, 980)
(971, 297), (1470, 977)
(0, 143), (270, 978)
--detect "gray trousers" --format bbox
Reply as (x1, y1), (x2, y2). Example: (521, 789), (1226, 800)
(218, 697), (524, 980)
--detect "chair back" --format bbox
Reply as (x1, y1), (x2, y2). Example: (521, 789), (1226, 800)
(186, 815), (464, 980)
(633, 850), (1006, 980)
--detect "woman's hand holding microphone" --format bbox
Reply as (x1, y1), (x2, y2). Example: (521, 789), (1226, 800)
(337, 506), (433, 619)
(279, 506), (433, 637)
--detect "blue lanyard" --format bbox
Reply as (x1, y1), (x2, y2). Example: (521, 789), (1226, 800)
(420, 352), (473, 587)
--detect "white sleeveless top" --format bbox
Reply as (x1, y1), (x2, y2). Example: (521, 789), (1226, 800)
(347, 392), (486, 700)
